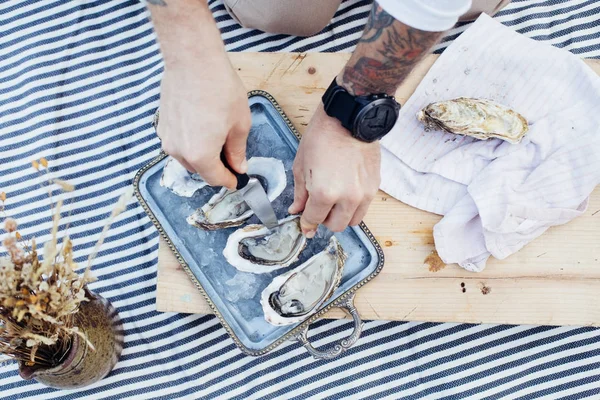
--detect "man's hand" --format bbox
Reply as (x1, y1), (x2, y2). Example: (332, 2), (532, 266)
(157, 62), (250, 189)
(148, 0), (250, 189)
(289, 2), (444, 236)
(289, 105), (380, 238)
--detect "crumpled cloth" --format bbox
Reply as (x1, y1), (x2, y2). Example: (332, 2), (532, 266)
(379, 14), (600, 272)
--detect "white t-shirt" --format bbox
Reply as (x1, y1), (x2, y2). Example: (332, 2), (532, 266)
(377, 0), (472, 32)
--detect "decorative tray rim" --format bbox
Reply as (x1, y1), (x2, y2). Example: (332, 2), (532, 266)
(133, 90), (385, 356)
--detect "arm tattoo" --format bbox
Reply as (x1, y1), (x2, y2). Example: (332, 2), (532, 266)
(146, 0), (167, 6)
(340, 3), (443, 96)
(360, 5), (395, 43)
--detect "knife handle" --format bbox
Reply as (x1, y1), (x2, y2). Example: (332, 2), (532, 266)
(220, 149), (249, 190)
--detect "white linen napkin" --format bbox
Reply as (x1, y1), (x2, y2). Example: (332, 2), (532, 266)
(379, 13), (600, 272)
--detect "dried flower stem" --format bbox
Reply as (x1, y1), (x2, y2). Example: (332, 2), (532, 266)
(39, 199), (62, 277)
(85, 188), (133, 273)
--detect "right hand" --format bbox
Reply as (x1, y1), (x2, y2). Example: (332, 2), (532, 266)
(156, 57), (251, 189)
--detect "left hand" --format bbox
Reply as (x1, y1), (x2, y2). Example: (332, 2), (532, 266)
(288, 105), (381, 238)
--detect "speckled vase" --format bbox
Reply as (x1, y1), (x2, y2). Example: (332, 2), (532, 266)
(18, 288), (124, 389)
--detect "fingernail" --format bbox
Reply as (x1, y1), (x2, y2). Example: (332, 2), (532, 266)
(305, 230), (316, 239)
(288, 205), (296, 214)
(240, 159), (248, 173)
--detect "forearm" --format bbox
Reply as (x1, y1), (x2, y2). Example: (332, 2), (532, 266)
(338, 2), (444, 96)
(146, 0), (227, 70)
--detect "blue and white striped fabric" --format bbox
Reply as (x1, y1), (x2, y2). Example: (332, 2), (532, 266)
(0, 0), (599, 398)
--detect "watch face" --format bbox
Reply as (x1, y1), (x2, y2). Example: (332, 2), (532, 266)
(354, 99), (399, 141)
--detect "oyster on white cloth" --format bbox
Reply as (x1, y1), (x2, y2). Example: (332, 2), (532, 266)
(223, 215), (306, 273)
(187, 157), (286, 230)
(260, 236), (346, 326)
(160, 157), (208, 197)
(417, 97), (529, 144)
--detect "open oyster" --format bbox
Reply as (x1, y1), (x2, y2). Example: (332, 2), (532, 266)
(417, 98), (529, 144)
(187, 157), (286, 230)
(261, 236), (346, 326)
(160, 157), (207, 197)
(223, 215), (306, 273)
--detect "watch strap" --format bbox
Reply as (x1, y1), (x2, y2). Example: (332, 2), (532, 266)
(322, 79), (359, 132)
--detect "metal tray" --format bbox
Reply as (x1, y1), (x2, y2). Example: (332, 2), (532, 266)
(134, 91), (384, 359)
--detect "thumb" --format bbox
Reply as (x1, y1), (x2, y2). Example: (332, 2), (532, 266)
(288, 165), (308, 215)
(288, 178), (309, 215)
(223, 127), (249, 174)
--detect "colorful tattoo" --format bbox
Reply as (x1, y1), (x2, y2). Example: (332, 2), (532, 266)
(360, 5), (395, 43)
(340, 2), (444, 96)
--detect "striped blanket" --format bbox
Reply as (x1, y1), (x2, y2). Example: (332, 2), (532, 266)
(0, 0), (599, 398)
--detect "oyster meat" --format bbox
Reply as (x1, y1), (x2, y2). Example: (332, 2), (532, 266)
(223, 215), (306, 273)
(260, 236), (346, 326)
(160, 157), (208, 197)
(417, 97), (529, 144)
(187, 157), (286, 230)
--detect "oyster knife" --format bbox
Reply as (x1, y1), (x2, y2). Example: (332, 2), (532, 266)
(220, 150), (279, 229)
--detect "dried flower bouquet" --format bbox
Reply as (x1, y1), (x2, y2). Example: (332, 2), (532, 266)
(0, 159), (131, 368)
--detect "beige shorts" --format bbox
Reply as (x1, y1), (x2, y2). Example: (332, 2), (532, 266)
(223, 0), (512, 37)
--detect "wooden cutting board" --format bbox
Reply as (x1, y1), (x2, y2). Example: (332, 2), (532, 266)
(155, 53), (600, 326)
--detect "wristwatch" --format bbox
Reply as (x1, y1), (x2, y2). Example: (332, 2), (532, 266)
(321, 77), (400, 143)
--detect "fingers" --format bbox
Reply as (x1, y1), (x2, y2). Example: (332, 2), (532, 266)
(162, 126), (243, 190)
(162, 138), (234, 189)
(177, 158), (196, 175)
(323, 193), (363, 232)
(302, 188), (374, 235)
(223, 122), (250, 174)
(191, 154), (237, 189)
(288, 163), (309, 215)
(348, 199), (372, 227)
(300, 190), (336, 238)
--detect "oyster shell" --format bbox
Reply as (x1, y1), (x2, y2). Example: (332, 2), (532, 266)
(160, 157), (208, 197)
(187, 157), (286, 230)
(417, 98), (529, 144)
(260, 236), (346, 326)
(223, 215), (306, 273)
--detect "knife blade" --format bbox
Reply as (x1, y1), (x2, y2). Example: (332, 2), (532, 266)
(220, 150), (279, 229)
(238, 177), (279, 229)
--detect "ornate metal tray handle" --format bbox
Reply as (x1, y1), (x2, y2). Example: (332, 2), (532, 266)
(293, 293), (363, 360)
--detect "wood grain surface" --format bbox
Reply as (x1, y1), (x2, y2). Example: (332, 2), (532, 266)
(155, 53), (600, 326)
